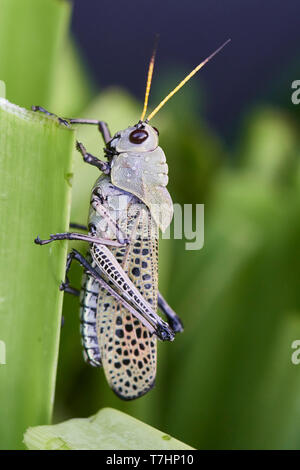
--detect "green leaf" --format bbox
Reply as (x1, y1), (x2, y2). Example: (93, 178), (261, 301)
(0, 0), (71, 108)
(0, 80), (6, 98)
(237, 108), (299, 186)
(49, 36), (94, 117)
(0, 98), (75, 449)
(24, 407), (194, 450)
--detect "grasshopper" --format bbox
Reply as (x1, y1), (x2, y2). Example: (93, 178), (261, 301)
(34, 39), (230, 400)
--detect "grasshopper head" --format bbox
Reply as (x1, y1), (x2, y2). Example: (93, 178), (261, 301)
(108, 122), (159, 154)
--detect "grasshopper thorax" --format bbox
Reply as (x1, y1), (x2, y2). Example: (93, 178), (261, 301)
(108, 122), (173, 232)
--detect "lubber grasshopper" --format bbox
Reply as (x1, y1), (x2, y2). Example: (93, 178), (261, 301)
(34, 39), (230, 400)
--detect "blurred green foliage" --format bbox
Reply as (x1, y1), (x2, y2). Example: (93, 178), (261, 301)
(0, 0), (71, 109)
(1, 0), (300, 450)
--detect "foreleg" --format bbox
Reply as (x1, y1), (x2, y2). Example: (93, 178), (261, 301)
(90, 193), (128, 245)
(31, 106), (111, 144)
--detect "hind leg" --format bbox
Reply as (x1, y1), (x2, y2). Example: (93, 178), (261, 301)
(158, 292), (184, 333)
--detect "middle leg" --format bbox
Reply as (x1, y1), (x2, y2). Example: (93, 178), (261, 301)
(34, 232), (125, 247)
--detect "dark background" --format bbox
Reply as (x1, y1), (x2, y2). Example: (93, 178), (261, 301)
(71, 0), (300, 138)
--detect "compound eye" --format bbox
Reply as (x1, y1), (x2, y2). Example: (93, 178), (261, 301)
(153, 126), (159, 136)
(129, 129), (148, 144)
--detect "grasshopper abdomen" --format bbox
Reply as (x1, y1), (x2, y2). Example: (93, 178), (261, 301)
(82, 175), (159, 399)
(79, 256), (102, 367)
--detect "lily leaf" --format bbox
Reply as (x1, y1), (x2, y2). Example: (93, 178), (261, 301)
(24, 407), (194, 450)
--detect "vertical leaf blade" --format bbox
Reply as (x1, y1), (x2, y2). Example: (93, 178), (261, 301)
(0, 0), (71, 108)
(0, 99), (75, 449)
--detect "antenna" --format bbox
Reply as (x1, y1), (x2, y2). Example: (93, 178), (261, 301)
(140, 34), (159, 122)
(146, 38), (231, 122)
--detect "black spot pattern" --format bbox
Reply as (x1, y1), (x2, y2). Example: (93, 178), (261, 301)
(93, 195), (158, 400)
(132, 267), (140, 277)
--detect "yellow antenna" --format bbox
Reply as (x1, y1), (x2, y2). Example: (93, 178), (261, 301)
(140, 35), (159, 121)
(147, 38), (231, 122)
